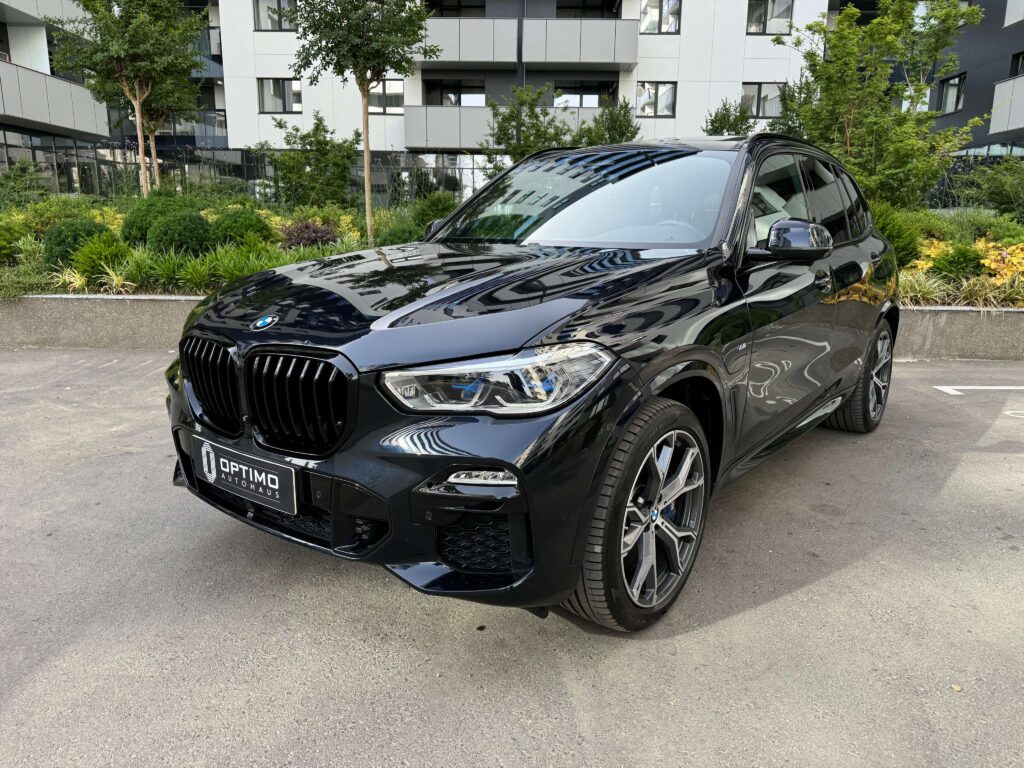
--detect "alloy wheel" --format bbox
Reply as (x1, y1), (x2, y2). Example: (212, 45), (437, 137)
(620, 430), (705, 609)
(868, 330), (893, 421)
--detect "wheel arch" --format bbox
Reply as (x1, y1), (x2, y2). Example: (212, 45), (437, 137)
(880, 301), (900, 340)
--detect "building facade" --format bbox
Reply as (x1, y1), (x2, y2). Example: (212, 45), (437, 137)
(932, 0), (1024, 157)
(0, 0), (124, 193)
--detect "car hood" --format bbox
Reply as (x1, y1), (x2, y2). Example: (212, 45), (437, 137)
(185, 241), (704, 371)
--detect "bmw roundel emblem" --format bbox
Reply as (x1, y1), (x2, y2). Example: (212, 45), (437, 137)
(250, 314), (278, 331)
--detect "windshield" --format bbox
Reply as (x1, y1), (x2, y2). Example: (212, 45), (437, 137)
(436, 147), (736, 248)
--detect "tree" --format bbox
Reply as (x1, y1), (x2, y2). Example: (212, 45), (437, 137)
(573, 97), (641, 147)
(141, 78), (200, 189)
(702, 98), (755, 137)
(479, 84), (575, 178)
(771, 0), (983, 207)
(48, 0), (205, 196)
(765, 77), (814, 139)
(255, 112), (361, 207)
(282, 0), (439, 247)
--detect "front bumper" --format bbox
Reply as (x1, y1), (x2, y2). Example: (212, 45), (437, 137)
(167, 357), (641, 608)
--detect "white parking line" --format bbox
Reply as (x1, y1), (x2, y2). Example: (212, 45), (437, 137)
(1005, 411), (1024, 419)
(934, 386), (1024, 396)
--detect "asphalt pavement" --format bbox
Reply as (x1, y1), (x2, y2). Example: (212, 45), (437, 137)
(1, 348), (1022, 767)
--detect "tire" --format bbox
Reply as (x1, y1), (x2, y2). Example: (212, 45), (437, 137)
(824, 319), (894, 433)
(562, 397), (711, 632)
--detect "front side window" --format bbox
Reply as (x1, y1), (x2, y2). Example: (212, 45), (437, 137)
(426, 0), (486, 16)
(837, 170), (869, 240)
(435, 148), (736, 248)
(747, 153), (806, 247)
(800, 156), (851, 243)
(424, 79), (486, 107)
(938, 74), (965, 114)
(636, 81), (676, 117)
(553, 81), (618, 108)
(258, 79), (302, 113)
(369, 79), (405, 114)
(747, 0), (793, 35)
(254, 0), (295, 31)
(741, 82), (783, 118)
(640, 0), (681, 34)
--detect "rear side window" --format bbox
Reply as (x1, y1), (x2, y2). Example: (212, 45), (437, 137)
(799, 156), (851, 243)
(837, 169), (869, 239)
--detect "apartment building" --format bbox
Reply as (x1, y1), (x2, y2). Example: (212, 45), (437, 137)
(0, 0), (114, 192)
(933, 0), (1024, 156)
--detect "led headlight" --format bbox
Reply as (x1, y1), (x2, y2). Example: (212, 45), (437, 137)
(381, 343), (614, 415)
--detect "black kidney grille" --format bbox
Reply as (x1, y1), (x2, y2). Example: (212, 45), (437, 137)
(248, 352), (346, 454)
(181, 336), (241, 435)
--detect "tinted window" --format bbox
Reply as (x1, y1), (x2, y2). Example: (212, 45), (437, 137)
(747, 153), (807, 248)
(837, 169), (868, 239)
(799, 156), (850, 243)
(436, 149), (736, 248)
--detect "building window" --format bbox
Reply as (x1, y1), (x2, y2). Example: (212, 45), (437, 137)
(369, 79), (405, 114)
(938, 74), (965, 114)
(741, 82), (782, 118)
(254, 0), (295, 31)
(258, 79), (302, 113)
(557, 0), (619, 19)
(640, 0), (681, 34)
(424, 79), (486, 107)
(636, 81), (676, 117)
(554, 81), (618, 108)
(425, 0), (485, 17)
(1012, 51), (1024, 79)
(746, 0), (793, 35)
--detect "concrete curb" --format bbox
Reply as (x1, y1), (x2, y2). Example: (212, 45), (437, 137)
(1, 296), (1023, 360)
(0, 295), (201, 350)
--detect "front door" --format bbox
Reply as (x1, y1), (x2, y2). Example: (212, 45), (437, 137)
(735, 152), (839, 457)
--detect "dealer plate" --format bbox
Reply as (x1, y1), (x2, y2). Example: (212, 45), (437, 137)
(189, 434), (297, 515)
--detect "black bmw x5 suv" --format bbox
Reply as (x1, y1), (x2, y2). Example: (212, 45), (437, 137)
(167, 135), (898, 631)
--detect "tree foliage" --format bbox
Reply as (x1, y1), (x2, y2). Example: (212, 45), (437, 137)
(574, 97), (642, 146)
(702, 99), (755, 137)
(281, 0), (439, 245)
(48, 0), (205, 196)
(770, 0), (983, 207)
(255, 113), (361, 208)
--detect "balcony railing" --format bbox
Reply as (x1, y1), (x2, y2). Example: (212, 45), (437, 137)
(110, 108), (228, 147)
(989, 74), (1024, 135)
(522, 18), (639, 70)
(404, 105), (600, 150)
(417, 18), (518, 67)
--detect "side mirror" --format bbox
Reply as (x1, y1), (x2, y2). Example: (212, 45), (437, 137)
(748, 219), (834, 263)
(424, 219), (444, 240)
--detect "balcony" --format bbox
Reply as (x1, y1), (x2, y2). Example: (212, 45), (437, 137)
(194, 27), (223, 78)
(417, 18), (518, 69)
(989, 75), (1024, 136)
(1006, 0), (1024, 27)
(522, 19), (639, 71)
(0, 60), (109, 139)
(404, 105), (600, 150)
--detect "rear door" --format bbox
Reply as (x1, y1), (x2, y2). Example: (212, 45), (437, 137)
(736, 152), (839, 456)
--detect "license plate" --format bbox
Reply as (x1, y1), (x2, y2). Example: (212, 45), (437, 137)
(190, 434), (297, 515)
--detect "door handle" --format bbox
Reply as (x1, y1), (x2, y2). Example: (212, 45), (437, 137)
(814, 271), (833, 291)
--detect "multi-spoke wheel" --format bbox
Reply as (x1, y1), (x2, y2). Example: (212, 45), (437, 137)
(562, 398), (710, 631)
(825, 319), (895, 433)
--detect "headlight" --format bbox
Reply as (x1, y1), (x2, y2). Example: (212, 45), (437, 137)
(381, 343), (614, 415)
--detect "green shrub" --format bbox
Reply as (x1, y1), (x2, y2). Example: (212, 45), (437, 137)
(124, 247), (157, 292)
(72, 232), (133, 281)
(281, 219), (338, 248)
(121, 194), (197, 245)
(934, 208), (1024, 245)
(374, 207), (422, 247)
(965, 158), (1024, 222)
(42, 218), (110, 267)
(22, 195), (98, 236)
(153, 252), (185, 292)
(870, 201), (920, 268)
(0, 214), (29, 266)
(179, 256), (215, 294)
(898, 270), (953, 306)
(897, 208), (954, 241)
(0, 161), (49, 210)
(0, 252), (50, 298)
(411, 191), (459, 229)
(984, 214), (1024, 245)
(12, 234), (45, 265)
(929, 243), (984, 279)
(211, 207), (274, 245)
(148, 211), (215, 255)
